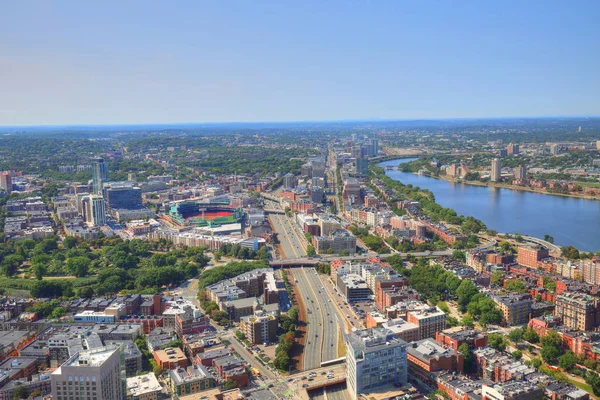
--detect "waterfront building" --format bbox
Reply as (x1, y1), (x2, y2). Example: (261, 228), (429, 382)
(491, 158), (502, 182)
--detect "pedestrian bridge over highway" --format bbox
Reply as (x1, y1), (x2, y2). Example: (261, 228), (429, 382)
(264, 208), (285, 214)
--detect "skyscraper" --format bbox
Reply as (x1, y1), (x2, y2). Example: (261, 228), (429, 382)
(51, 345), (125, 400)
(92, 157), (109, 195)
(355, 157), (368, 175)
(491, 158), (502, 182)
(0, 172), (12, 194)
(369, 138), (379, 157)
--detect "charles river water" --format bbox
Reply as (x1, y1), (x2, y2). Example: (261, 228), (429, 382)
(378, 159), (600, 253)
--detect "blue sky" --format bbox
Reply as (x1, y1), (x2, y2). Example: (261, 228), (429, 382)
(1, 1), (598, 125)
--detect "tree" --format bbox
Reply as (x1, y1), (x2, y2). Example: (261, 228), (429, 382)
(586, 372), (600, 396)
(491, 271), (504, 286)
(235, 330), (245, 340)
(488, 333), (506, 352)
(544, 234), (555, 244)
(63, 236), (78, 249)
(512, 350), (523, 360)
(33, 263), (47, 280)
(558, 351), (578, 371)
(542, 345), (562, 364)
(541, 330), (562, 348)
(152, 361), (163, 376)
(461, 315), (474, 329)
(387, 254), (405, 273)
(1, 254), (23, 277)
(456, 280), (478, 311)
(76, 286), (95, 299)
(561, 246), (580, 260)
(12, 385), (28, 399)
(66, 256), (91, 277)
(224, 379), (238, 390)
(459, 343), (474, 372)
(523, 327), (540, 343)
(508, 328), (524, 343)
(541, 330), (563, 364)
(273, 353), (291, 371)
(505, 279), (527, 293)
(211, 310), (228, 321)
(49, 306), (67, 319)
(288, 306), (299, 325)
(451, 250), (466, 263)
(306, 245), (316, 257)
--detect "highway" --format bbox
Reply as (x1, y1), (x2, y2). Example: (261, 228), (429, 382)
(325, 383), (349, 400)
(302, 267), (342, 362)
(292, 268), (324, 370)
(269, 213), (307, 259)
(293, 267), (345, 370)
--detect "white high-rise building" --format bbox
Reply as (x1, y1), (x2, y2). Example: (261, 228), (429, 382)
(51, 345), (124, 400)
(84, 195), (106, 226)
(491, 158), (502, 182)
(345, 328), (407, 400)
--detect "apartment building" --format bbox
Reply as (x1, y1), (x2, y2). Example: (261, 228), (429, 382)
(492, 293), (533, 326)
(239, 310), (279, 345)
(51, 345), (124, 400)
(406, 307), (447, 340)
(555, 293), (600, 331)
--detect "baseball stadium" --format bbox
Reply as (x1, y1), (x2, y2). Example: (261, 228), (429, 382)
(164, 200), (243, 227)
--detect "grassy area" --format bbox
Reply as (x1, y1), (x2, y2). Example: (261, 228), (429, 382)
(565, 377), (598, 399)
(43, 275), (77, 280)
(337, 328), (346, 358)
(579, 182), (600, 188)
(6, 289), (31, 298)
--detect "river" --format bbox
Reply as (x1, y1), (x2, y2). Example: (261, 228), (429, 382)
(378, 159), (600, 253)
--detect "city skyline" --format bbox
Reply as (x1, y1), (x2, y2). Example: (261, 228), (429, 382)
(2, 1), (599, 125)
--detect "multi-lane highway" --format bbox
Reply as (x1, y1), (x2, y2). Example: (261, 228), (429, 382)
(302, 267), (342, 362)
(293, 267), (346, 370)
(270, 213), (307, 259)
(292, 267), (323, 370)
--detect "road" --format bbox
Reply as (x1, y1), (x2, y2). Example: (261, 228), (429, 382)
(302, 267), (341, 363)
(292, 268), (324, 370)
(325, 383), (350, 400)
(293, 267), (345, 370)
(320, 273), (364, 331)
(270, 213), (308, 259)
(225, 332), (291, 398)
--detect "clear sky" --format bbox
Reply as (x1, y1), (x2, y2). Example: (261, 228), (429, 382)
(1, 1), (599, 125)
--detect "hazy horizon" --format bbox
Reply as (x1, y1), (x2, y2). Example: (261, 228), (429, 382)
(2, 1), (599, 125)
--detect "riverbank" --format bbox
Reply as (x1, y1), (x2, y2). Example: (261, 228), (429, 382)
(378, 159), (600, 252)
(417, 171), (600, 202)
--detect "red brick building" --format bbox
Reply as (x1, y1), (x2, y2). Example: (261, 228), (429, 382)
(435, 327), (488, 352)
(517, 245), (549, 269)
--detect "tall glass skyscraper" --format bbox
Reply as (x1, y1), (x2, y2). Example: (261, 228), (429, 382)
(92, 157), (109, 195)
